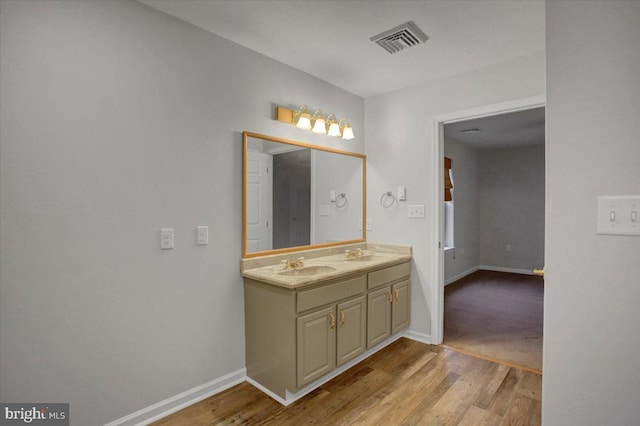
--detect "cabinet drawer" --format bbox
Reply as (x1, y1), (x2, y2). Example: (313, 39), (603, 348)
(368, 262), (410, 289)
(297, 275), (366, 313)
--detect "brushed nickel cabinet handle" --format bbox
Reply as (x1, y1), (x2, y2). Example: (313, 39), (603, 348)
(329, 313), (336, 330)
(339, 310), (345, 327)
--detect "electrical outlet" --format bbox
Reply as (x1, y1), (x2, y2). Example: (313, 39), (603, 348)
(319, 205), (330, 216)
(196, 226), (208, 245)
(366, 218), (373, 231)
(506, 244), (512, 252)
(160, 228), (174, 249)
(408, 205), (425, 218)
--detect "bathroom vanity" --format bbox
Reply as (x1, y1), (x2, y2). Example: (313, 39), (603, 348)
(240, 243), (411, 403)
(240, 131), (410, 404)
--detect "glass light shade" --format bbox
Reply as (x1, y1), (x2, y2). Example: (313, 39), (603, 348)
(342, 125), (355, 140)
(312, 118), (326, 134)
(327, 122), (341, 137)
(296, 113), (312, 130)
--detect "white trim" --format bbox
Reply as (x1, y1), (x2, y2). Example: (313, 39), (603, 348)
(432, 95), (547, 124)
(444, 266), (480, 286)
(478, 265), (534, 276)
(104, 368), (246, 426)
(431, 95), (546, 345)
(105, 329), (428, 423)
(432, 120), (445, 345)
(246, 377), (289, 406)
(403, 329), (432, 345)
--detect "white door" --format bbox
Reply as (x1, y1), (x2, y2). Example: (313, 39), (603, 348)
(246, 152), (272, 252)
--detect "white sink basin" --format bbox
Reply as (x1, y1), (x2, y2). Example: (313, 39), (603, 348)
(278, 265), (337, 277)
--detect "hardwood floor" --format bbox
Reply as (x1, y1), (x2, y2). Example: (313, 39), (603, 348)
(152, 338), (541, 425)
(444, 270), (544, 373)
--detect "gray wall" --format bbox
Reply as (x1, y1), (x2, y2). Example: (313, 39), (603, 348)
(0, 1), (363, 424)
(544, 1), (640, 424)
(443, 137), (480, 283)
(365, 51), (546, 340)
(478, 144), (545, 271)
(444, 140), (544, 283)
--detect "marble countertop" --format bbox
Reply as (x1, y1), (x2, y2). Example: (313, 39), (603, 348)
(241, 243), (412, 289)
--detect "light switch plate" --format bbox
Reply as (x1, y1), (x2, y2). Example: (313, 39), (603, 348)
(160, 228), (174, 249)
(196, 226), (208, 245)
(408, 205), (425, 218)
(398, 186), (407, 201)
(597, 195), (640, 236)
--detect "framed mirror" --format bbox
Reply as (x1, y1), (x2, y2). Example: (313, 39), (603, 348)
(242, 131), (366, 258)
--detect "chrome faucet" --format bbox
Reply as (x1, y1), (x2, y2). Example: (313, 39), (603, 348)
(345, 248), (363, 258)
(281, 256), (305, 269)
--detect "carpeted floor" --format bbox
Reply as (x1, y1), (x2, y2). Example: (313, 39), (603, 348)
(444, 270), (544, 373)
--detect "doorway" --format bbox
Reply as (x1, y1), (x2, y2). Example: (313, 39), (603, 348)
(431, 95), (546, 351)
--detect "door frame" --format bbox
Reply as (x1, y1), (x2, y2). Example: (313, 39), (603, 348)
(430, 95), (546, 344)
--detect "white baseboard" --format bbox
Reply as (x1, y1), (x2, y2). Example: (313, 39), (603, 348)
(444, 266), (480, 286)
(105, 330), (433, 423)
(479, 265), (534, 275)
(104, 368), (246, 426)
(403, 329), (432, 345)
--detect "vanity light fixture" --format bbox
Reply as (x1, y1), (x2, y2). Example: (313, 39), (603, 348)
(311, 111), (326, 134)
(294, 105), (312, 130)
(275, 105), (355, 140)
(340, 119), (355, 140)
(326, 114), (342, 137)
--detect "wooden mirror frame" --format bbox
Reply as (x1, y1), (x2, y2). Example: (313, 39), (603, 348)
(242, 131), (366, 258)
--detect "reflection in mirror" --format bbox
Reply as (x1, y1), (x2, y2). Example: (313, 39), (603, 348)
(243, 132), (366, 258)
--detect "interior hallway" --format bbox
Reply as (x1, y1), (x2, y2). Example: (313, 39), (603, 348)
(443, 270), (544, 373)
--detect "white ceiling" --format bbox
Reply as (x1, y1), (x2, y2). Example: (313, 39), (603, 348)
(444, 107), (545, 149)
(139, 0), (545, 98)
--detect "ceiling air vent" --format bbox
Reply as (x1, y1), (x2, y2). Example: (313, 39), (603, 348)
(370, 21), (428, 54)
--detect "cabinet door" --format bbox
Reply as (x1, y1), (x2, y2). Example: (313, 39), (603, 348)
(367, 286), (391, 348)
(391, 280), (410, 334)
(336, 295), (366, 366)
(297, 306), (336, 387)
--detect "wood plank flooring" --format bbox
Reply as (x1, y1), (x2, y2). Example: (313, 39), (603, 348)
(152, 338), (541, 425)
(444, 271), (544, 373)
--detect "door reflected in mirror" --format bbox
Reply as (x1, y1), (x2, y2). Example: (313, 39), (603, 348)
(243, 131), (366, 258)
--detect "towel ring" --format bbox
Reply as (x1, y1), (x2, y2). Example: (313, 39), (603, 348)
(380, 191), (395, 208)
(335, 193), (347, 208)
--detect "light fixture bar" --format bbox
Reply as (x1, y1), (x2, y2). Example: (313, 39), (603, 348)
(274, 105), (355, 140)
